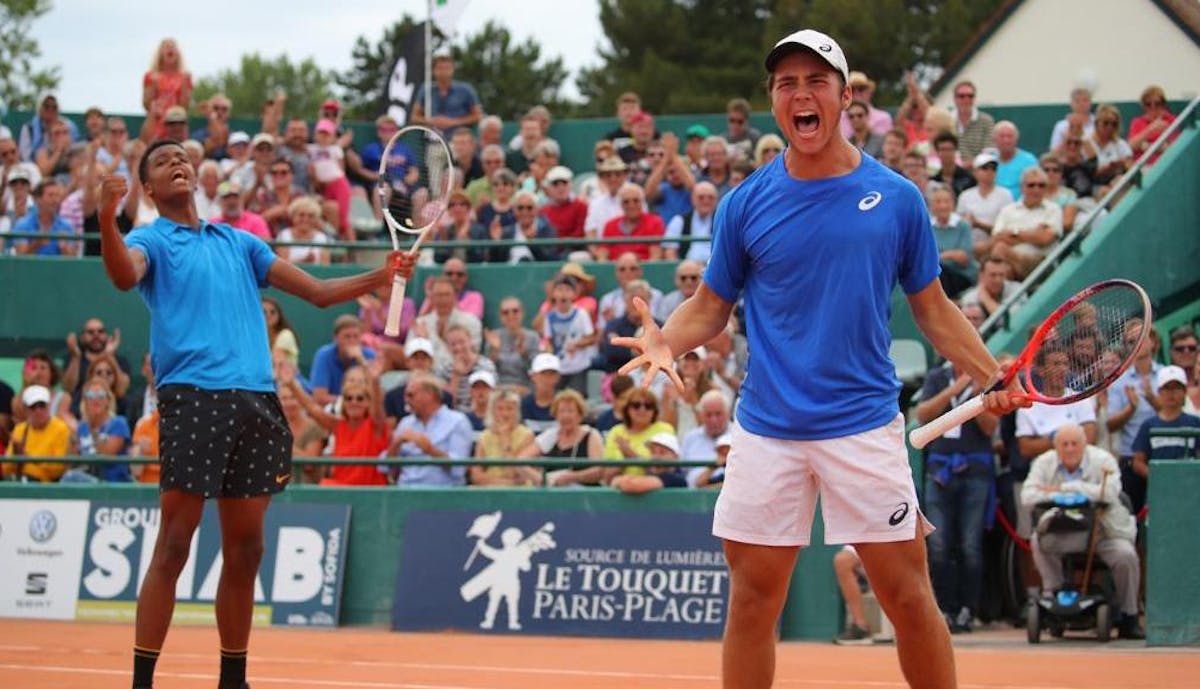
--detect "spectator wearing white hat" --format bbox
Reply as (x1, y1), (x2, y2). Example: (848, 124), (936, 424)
(521, 353), (562, 434)
(693, 432), (731, 488)
(1131, 365), (1200, 483)
(3, 385), (72, 482)
(610, 431), (688, 494)
(463, 369), (497, 431)
(231, 132), (277, 198)
(584, 155), (628, 240)
(955, 151), (1013, 260)
(1, 162), (36, 242)
(539, 165), (588, 243)
(383, 337), (452, 423)
(470, 385), (541, 487)
(158, 105), (191, 144)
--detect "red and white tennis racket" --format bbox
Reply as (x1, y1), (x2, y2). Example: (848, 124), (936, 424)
(376, 125), (453, 337)
(909, 279), (1152, 449)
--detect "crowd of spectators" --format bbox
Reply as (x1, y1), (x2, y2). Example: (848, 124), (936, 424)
(0, 39), (1191, 640)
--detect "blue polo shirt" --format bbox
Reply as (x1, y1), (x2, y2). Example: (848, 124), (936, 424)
(705, 153), (939, 440)
(12, 213), (77, 255)
(125, 218), (277, 391)
(413, 81), (480, 135)
(309, 342), (377, 396)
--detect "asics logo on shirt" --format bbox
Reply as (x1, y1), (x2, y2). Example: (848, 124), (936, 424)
(858, 191), (883, 211)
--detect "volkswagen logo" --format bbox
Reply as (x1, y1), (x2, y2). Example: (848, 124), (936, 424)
(29, 510), (57, 543)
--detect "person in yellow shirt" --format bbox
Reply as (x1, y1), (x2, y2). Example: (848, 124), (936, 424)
(4, 385), (71, 482)
(603, 387), (675, 479)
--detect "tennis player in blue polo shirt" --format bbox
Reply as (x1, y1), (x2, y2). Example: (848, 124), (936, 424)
(97, 139), (415, 689)
(616, 30), (1027, 689)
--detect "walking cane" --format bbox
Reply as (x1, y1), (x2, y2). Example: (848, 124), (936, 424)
(1080, 469), (1112, 594)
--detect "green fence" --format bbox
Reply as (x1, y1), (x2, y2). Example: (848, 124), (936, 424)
(0, 482), (843, 639)
(1146, 460), (1200, 646)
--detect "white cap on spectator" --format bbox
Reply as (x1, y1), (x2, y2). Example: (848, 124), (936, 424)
(22, 385), (51, 407)
(764, 29), (849, 83)
(7, 168), (30, 184)
(217, 181), (240, 197)
(405, 337), (435, 359)
(530, 352), (561, 374)
(468, 370), (497, 388)
(544, 165), (573, 186)
(1155, 365), (1189, 391)
(715, 433), (733, 449)
(164, 106), (188, 124)
(682, 346), (707, 360)
(973, 151), (999, 168)
(647, 432), (680, 457)
(229, 131), (250, 146)
(251, 132), (275, 149)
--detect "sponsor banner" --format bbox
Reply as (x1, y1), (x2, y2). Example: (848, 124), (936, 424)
(77, 501), (349, 627)
(0, 499), (90, 620)
(393, 510), (728, 639)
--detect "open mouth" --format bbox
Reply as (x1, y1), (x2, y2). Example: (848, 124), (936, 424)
(793, 111), (820, 136)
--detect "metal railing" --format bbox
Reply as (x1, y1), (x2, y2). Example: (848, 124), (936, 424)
(979, 95), (1200, 341)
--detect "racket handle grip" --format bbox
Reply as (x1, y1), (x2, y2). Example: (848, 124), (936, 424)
(384, 273), (408, 338)
(908, 395), (986, 450)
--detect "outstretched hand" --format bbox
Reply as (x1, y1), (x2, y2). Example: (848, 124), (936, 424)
(611, 296), (685, 393)
(980, 361), (1031, 416)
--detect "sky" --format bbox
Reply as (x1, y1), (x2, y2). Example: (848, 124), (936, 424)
(30, 0), (604, 114)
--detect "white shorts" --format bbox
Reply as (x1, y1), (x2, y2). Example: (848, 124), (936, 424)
(713, 414), (933, 547)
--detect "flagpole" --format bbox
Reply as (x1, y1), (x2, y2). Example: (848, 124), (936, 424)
(425, 0), (433, 125)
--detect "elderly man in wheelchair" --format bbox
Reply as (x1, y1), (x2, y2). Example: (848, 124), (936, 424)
(1021, 423), (1144, 641)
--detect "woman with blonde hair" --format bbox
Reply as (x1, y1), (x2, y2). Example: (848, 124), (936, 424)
(518, 389), (604, 486)
(470, 387), (540, 486)
(602, 387), (674, 482)
(142, 38), (193, 138)
(262, 296), (300, 367)
(753, 134), (785, 169)
(275, 196), (330, 265)
(72, 377), (132, 483)
(1089, 104), (1134, 185)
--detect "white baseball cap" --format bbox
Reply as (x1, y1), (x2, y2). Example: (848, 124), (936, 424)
(1155, 365), (1189, 391)
(21, 385), (51, 407)
(404, 337), (434, 359)
(544, 165), (574, 185)
(468, 370), (497, 388)
(530, 352), (561, 374)
(715, 433), (733, 449)
(682, 346), (707, 360)
(764, 29), (850, 84)
(228, 131), (250, 146)
(973, 151), (999, 168)
(647, 432), (680, 457)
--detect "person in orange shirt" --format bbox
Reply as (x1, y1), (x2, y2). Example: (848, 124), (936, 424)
(132, 409), (161, 484)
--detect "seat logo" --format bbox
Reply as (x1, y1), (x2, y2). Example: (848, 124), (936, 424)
(858, 191), (883, 211)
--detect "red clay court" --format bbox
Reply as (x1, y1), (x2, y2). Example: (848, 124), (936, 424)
(2, 620), (1198, 688)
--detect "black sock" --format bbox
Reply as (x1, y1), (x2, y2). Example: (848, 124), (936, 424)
(132, 646), (160, 689)
(219, 648), (248, 689)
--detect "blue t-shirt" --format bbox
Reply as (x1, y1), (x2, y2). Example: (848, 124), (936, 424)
(79, 415), (132, 482)
(308, 343), (377, 396)
(997, 149), (1038, 199)
(13, 213), (76, 255)
(413, 81), (480, 135)
(1132, 413), (1200, 460)
(704, 153), (939, 440)
(653, 183), (692, 226)
(125, 218), (277, 391)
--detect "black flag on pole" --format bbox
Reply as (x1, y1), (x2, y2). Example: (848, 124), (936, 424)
(386, 21), (427, 125)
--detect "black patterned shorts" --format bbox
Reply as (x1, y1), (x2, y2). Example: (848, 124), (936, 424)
(158, 385), (293, 498)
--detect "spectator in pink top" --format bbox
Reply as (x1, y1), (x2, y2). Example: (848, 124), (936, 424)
(212, 181), (271, 240)
(1128, 84), (1176, 165)
(142, 39), (193, 140)
(419, 258), (485, 319)
(839, 71), (893, 138)
(599, 183), (663, 261)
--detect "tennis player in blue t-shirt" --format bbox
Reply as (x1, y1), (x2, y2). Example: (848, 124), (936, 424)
(616, 30), (1027, 689)
(97, 140), (415, 689)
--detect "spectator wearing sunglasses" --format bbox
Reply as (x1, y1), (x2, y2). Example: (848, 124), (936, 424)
(656, 260), (704, 323)
(845, 100), (883, 159)
(490, 191), (558, 264)
(602, 388), (675, 477)
(3, 385), (71, 482)
(1129, 85), (1176, 164)
(1166, 326), (1200, 414)
(63, 318), (132, 417)
(418, 258), (485, 319)
(71, 377), (132, 483)
(947, 80), (994, 164)
(1088, 104), (1134, 185)
(539, 166), (588, 243)
(990, 167), (1063, 280)
(838, 71), (893, 138)
(723, 98), (762, 163)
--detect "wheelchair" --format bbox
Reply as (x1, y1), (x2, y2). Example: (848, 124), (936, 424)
(1026, 493), (1119, 643)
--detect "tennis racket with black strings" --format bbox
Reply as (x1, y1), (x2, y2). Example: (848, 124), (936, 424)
(910, 279), (1152, 449)
(377, 125), (453, 337)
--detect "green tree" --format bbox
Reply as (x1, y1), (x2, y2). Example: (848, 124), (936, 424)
(193, 53), (335, 120)
(336, 15), (428, 121)
(575, 0), (771, 117)
(450, 20), (570, 120)
(0, 0), (60, 111)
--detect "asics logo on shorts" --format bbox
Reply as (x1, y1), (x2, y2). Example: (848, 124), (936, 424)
(858, 191), (883, 211)
(888, 502), (909, 526)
